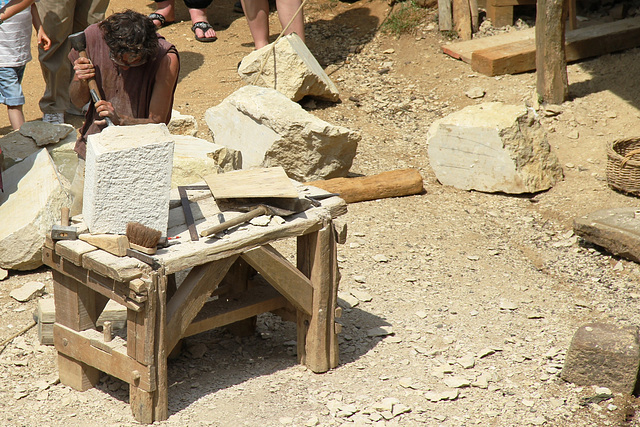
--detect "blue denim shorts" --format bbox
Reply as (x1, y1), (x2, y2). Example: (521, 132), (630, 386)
(0, 66), (26, 107)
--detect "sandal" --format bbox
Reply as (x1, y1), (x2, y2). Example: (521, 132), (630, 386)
(191, 21), (217, 43)
(149, 12), (175, 28)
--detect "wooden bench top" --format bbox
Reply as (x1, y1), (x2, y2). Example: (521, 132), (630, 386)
(53, 186), (347, 279)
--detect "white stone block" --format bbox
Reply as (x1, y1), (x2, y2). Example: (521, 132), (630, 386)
(83, 124), (174, 235)
(238, 33), (340, 102)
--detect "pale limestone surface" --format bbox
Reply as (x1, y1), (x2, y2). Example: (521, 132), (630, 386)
(0, 149), (71, 270)
(205, 86), (359, 182)
(83, 124), (174, 235)
(427, 102), (563, 194)
(238, 33), (340, 102)
(0, 123), (77, 182)
(171, 135), (240, 187)
(169, 109), (198, 137)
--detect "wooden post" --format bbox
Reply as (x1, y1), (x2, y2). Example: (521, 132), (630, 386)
(296, 222), (340, 373)
(153, 270), (168, 421)
(53, 271), (101, 391)
(438, 0), (453, 31)
(453, 0), (472, 40)
(536, 0), (568, 104)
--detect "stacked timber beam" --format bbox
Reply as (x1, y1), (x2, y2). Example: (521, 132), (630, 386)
(442, 16), (640, 77)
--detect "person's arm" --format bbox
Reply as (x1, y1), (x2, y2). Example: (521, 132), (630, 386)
(94, 52), (180, 126)
(0, 0), (35, 23)
(30, 4), (50, 50)
(69, 56), (94, 109)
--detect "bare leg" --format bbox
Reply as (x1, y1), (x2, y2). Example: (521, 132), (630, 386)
(189, 8), (217, 39)
(151, 0), (175, 27)
(241, 0), (271, 49)
(7, 105), (25, 130)
(275, 0), (304, 43)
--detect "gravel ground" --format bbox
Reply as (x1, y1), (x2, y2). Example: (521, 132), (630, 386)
(3, 0), (640, 425)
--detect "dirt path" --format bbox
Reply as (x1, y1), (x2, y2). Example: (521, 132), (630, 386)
(3, 0), (640, 426)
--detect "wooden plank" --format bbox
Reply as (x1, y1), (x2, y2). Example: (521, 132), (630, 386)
(82, 248), (145, 282)
(442, 27), (535, 62)
(55, 239), (97, 266)
(241, 245), (313, 315)
(54, 324), (154, 391)
(471, 17), (640, 76)
(164, 257), (237, 354)
(184, 284), (287, 337)
(204, 167), (299, 199)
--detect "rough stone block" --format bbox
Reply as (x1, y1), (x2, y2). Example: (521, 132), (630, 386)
(0, 149), (71, 270)
(574, 207), (640, 263)
(205, 86), (359, 182)
(427, 102), (563, 193)
(238, 33), (340, 102)
(561, 323), (640, 394)
(168, 109), (198, 136)
(172, 135), (240, 187)
(84, 124), (174, 235)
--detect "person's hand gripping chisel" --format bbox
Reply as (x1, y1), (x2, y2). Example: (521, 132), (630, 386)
(68, 31), (115, 127)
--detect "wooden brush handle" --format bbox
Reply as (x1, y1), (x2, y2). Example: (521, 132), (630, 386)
(200, 206), (268, 238)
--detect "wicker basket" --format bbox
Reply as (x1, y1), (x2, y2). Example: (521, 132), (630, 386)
(607, 138), (640, 196)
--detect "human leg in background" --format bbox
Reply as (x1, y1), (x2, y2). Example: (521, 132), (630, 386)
(185, 0), (216, 42)
(150, 0), (176, 28)
(0, 66), (26, 130)
(275, 0), (304, 43)
(240, 0), (270, 48)
(36, 0), (109, 124)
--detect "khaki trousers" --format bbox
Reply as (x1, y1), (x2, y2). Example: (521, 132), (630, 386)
(69, 158), (85, 217)
(36, 0), (109, 115)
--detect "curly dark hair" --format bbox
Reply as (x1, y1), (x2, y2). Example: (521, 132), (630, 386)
(99, 10), (158, 61)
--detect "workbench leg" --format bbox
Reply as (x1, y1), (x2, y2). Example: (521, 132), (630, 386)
(222, 258), (257, 337)
(297, 222), (340, 373)
(53, 271), (101, 391)
(129, 271), (168, 423)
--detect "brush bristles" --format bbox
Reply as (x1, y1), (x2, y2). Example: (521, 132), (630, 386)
(126, 222), (162, 249)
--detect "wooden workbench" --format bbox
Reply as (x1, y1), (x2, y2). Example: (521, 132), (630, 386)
(42, 185), (346, 423)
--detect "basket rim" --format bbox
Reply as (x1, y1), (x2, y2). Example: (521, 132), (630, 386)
(608, 138), (640, 167)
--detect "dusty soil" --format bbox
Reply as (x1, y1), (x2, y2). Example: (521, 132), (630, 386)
(3, 0), (640, 426)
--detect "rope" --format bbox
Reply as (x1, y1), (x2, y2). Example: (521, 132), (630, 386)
(251, 0), (310, 86)
(0, 320), (36, 355)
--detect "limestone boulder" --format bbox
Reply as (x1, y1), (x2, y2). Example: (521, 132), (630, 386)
(205, 85), (358, 182)
(0, 149), (71, 270)
(0, 122), (77, 183)
(427, 102), (563, 193)
(171, 135), (240, 187)
(238, 33), (340, 102)
(169, 109), (198, 137)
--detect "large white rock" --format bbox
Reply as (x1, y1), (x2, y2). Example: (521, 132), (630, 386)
(0, 149), (71, 270)
(205, 86), (359, 182)
(84, 124), (174, 235)
(238, 33), (340, 102)
(427, 102), (563, 193)
(171, 135), (240, 187)
(0, 123), (77, 183)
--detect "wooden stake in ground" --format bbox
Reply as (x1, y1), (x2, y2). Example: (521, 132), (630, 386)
(536, 0), (568, 104)
(453, 0), (472, 40)
(438, 0), (453, 31)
